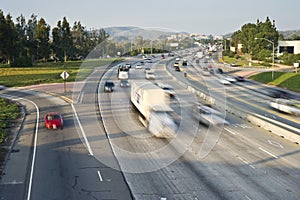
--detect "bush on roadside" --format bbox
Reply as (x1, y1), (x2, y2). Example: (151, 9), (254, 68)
(0, 98), (19, 144)
(11, 56), (33, 67)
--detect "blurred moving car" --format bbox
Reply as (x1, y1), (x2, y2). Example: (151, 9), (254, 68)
(135, 64), (142, 69)
(125, 63), (131, 68)
(219, 78), (231, 85)
(155, 83), (176, 98)
(265, 88), (288, 98)
(145, 58), (152, 63)
(235, 76), (245, 82)
(104, 80), (115, 92)
(202, 67), (210, 76)
(173, 62), (179, 68)
(145, 70), (155, 80)
(269, 98), (300, 115)
(225, 76), (237, 83)
(44, 112), (63, 129)
(144, 66), (151, 73)
(120, 79), (130, 87)
(192, 103), (229, 126)
(215, 68), (224, 74)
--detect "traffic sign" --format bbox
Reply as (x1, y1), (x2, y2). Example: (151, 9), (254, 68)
(60, 71), (69, 80)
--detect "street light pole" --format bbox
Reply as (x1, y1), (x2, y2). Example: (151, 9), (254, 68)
(255, 37), (275, 80)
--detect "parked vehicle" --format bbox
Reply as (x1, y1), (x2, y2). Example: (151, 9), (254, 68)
(44, 112), (63, 129)
(130, 82), (177, 138)
(270, 98), (300, 115)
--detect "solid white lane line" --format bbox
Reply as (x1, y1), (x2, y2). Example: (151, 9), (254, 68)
(11, 96), (39, 200)
(237, 156), (256, 169)
(245, 195), (252, 200)
(1, 95), (40, 200)
(224, 127), (237, 135)
(237, 156), (249, 165)
(249, 165), (256, 169)
(97, 170), (103, 182)
(71, 103), (94, 156)
(259, 147), (279, 159)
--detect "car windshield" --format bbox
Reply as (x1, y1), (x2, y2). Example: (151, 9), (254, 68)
(106, 82), (114, 86)
(47, 114), (60, 120)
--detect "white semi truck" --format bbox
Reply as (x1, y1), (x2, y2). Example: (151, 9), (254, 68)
(130, 82), (178, 138)
(270, 98), (300, 115)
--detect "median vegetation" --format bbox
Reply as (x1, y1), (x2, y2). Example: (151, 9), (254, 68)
(0, 58), (121, 87)
(0, 98), (19, 144)
(249, 72), (300, 93)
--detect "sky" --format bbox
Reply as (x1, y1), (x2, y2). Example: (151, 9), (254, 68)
(1, 0), (299, 35)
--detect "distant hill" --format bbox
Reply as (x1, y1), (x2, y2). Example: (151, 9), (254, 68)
(103, 26), (300, 41)
(279, 29), (300, 39)
(223, 29), (300, 40)
(103, 26), (189, 41)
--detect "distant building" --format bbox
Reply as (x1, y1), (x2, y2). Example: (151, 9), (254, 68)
(277, 40), (300, 55)
(213, 35), (223, 40)
(167, 33), (189, 41)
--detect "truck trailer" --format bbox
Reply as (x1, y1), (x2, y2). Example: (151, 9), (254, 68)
(130, 82), (177, 138)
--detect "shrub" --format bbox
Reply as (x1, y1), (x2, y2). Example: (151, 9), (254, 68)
(11, 56), (33, 67)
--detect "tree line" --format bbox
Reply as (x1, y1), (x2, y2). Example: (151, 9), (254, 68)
(0, 9), (109, 66)
(224, 17), (300, 65)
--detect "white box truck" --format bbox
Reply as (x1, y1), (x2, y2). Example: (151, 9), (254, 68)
(130, 82), (177, 138)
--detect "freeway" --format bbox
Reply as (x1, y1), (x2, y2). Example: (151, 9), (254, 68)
(167, 56), (300, 135)
(97, 57), (300, 199)
(0, 87), (132, 199)
(0, 54), (299, 200)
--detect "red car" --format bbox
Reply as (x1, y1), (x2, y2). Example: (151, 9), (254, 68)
(44, 112), (63, 129)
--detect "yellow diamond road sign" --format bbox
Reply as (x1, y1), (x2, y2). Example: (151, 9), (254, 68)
(60, 71), (69, 80)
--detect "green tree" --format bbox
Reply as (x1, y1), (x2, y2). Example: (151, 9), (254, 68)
(230, 17), (279, 61)
(51, 17), (73, 62)
(0, 11), (15, 64)
(26, 14), (38, 61)
(34, 18), (50, 62)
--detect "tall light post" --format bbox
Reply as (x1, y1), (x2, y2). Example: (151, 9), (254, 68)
(255, 37), (275, 80)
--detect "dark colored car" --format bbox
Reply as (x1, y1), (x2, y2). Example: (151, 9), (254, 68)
(265, 88), (288, 98)
(216, 68), (224, 74)
(104, 80), (115, 92)
(120, 79), (130, 87)
(235, 76), (245, 82)
(44, 112), (63, 129)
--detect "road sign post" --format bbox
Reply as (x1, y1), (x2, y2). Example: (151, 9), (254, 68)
(294, 62), (299, 73)
(60, 71), (69, 93)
